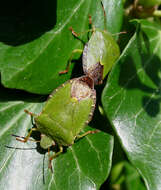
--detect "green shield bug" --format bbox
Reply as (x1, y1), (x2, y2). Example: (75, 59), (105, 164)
(60, 3), (120, 85)
(13, 75), (97, 170)
(82, 26), (120, 85)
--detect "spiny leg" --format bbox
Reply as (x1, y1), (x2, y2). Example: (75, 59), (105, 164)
(59, 49), (83, 74)
(76, 130), (99, 139)
(48, 146), (63, 172)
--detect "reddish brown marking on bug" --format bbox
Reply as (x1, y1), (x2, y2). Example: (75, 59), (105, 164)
(85, 62), (103, 85)
(89, 15), (92, 25)
(79, 75), (94, 89)
(69, 27), (78, 37)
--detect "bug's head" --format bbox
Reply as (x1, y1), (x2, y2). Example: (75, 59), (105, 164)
(40, 134), (55, 150)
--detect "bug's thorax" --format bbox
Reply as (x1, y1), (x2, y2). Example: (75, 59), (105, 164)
(71, 76), (95, 101)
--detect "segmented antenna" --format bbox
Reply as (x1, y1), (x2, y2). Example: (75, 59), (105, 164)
(101, 0), (108, 31)
(5, 145), (36, 150)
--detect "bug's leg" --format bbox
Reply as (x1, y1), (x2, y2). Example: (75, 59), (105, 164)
(88, 15), (96, 33)
(13, 128), (38, 143)
(48, 145), (63, 172)
(48, 147), (53, 172)
(69, 27), (79, 37)
(76, 130), (100, 139)
(12, 133), (40, 143)
(24, 109), (37, 117)
(12, 109), (40, 142)
(59, 49), (83, 74)
(24, 109), (37, 125)
(69, 27), (93, 38)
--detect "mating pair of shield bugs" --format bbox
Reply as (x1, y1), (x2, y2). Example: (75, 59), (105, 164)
(10, 5), (120, 172)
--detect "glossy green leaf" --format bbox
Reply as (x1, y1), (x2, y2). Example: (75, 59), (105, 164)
(0, 87), (113, 190)
(123, 162), (146, 190)
(0, 0), (123, 94)
(110, 161), (146, 190)
(102, 20), (161, 190)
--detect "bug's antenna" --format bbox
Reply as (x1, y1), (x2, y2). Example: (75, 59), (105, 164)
(5, 145), (36, 150)
(43, 154), (46, 184)
(101, 1), (108, 31)
(111, 31), (127, 36)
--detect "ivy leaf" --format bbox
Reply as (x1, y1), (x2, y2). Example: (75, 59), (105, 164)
(0, 87), (113, 190)
(123, 162), (146, 190)
(110, 161), (146, 190)
(102, 20), (161, 190)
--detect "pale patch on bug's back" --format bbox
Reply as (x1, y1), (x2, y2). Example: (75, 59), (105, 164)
(71, 80), (92, 101)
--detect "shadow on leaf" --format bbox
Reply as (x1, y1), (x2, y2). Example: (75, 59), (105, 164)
(118, 28), (161, 117)
(0, 0), (57, 46)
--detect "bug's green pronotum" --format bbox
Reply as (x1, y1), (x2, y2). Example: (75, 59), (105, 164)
(13, 75), (97, 170)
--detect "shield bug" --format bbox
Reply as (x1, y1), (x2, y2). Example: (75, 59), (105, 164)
(13, 75), (97, 170)
(60, 3), (120, 85)
(82, 26), (120, 85)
